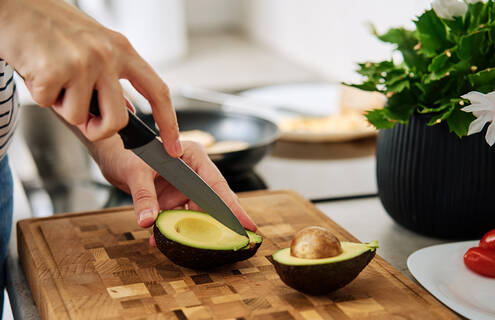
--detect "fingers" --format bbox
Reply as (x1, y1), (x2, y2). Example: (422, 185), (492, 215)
(123, 58), (182, 157)
(127, 166), (160, 228)
(82, 76), (128, 141)
(52, 78), (93, 125)
(27, 72), (67, 108)
(155, 182), (189, 210)
(182, 142), (257, 231)
(149, 235), (156, 247)
(125, 98), (136, 113)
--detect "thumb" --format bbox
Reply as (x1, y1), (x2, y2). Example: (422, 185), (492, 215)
(128, 170), (160, 228)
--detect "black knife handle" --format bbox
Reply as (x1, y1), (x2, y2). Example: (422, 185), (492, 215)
(89, 91), (157, 149)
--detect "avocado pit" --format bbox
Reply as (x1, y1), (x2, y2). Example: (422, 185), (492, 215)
(290, 226), (342, 259)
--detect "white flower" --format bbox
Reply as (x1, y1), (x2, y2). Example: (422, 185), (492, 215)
(461, 91), (495, 146)
(465, 0), (484, 3)
(432, 0), (468, 20)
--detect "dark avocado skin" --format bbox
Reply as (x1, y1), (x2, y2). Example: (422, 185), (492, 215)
(272, 249), (376, 295)
(153, 224), (262, 269)
(233, 239), (263, 262)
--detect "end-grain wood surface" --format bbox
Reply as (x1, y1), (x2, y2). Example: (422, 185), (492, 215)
(17, 190), (459, 319)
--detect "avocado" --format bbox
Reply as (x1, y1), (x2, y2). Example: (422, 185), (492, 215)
(153, 210), (262, 269)
(272, 241), (378, 295)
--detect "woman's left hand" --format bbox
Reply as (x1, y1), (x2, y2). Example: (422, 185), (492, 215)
(93, 137), (257, 246)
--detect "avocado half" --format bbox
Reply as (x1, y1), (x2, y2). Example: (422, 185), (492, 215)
(153, 210), (262, 269)
(271, 241), (378, 295)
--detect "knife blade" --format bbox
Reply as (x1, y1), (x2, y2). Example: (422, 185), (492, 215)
(89, 93), (248, 237)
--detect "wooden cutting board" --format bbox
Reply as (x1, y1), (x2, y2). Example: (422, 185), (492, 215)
(18, 190), (458, 320)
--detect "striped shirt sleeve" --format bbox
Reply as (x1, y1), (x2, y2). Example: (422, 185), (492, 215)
(0, 58), (19, 160)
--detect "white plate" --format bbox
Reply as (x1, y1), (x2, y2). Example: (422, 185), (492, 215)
(125, 82), (382, 143)
(225, 83), (381, 143)
(407, 241), (495, 320)
(238, 83), (341, 121)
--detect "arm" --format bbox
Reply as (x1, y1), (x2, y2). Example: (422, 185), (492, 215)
(0, 0), (182, 156)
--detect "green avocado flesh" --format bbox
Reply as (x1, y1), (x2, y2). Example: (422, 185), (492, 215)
(271, 241), (378, 295)
(154, 210), (262, 269)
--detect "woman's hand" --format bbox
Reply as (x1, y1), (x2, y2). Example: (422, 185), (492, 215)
(0, 0), (182, 157)
(93, 137), (257, 246)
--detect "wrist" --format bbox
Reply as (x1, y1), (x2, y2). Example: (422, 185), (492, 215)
(89, 135), (123, 165)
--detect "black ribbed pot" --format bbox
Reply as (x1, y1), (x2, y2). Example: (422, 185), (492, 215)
(377, 114), (495, 238)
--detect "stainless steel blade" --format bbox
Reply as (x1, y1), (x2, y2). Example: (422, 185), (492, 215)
(132, 138), (248, 237)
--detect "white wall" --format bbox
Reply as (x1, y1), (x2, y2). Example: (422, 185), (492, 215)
(185, 0), (242, 33)
(242, 0), (433, 82)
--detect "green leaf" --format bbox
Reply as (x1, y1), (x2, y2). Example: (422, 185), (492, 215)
(418, 103), (451, 113)
(357, 61), (395, 82)
(365, 109), (395, 129)
(466, 1), (488, 32)
(488, 0), (495, 22)
(453, 59), (470, 73)
(385, 69), (408, 82)
(468, 67), (495, 86)
(447, 107), (476, 137)
(426, 105), (454, 125)
(347, 81), (378, 92)
(375, 27), (427, 72)
(377, 27), (416, 47)
(415, 10), (451, 57)
(360, 61), (395, 72)
(426, 51), (451, 82)
(383, 92), (416, 122)
(428, 51), (450, 72)
(384, 69), (410, 93)
(472, 82), (495, 94)
(425, 51), (470, 83)
(443, 17), (465, 40)
(387, 78), (410, 93)
(457, 30), (488, 60)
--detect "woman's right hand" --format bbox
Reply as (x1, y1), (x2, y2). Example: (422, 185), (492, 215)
(0, 0), (183, 157)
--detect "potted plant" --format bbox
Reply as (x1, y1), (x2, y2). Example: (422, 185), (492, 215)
(350, 0), (495, 238)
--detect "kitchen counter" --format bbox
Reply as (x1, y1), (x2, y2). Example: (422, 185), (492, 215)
(256, 139), (377, 201)
(316, 198), (449, 279)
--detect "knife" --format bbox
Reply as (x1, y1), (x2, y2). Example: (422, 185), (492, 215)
(89, 93), (248, 237)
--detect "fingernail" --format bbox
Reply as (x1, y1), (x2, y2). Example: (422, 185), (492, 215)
(175, 140), (183, 156)
(149, 235), (156, 247)
(249, 218), (258, 230)
(139, 208), (156, 224)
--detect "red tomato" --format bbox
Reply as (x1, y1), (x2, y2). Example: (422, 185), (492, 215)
(480, 229), (495, 251)
(464, 247), (495, 278)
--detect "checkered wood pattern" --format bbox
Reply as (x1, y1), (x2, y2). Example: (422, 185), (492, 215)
(18, 190), (459, 319)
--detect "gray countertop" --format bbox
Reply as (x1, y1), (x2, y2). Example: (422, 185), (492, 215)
(256, 139), (377, 201)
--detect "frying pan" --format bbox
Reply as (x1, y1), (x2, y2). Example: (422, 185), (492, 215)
(141, 109), (280, 174)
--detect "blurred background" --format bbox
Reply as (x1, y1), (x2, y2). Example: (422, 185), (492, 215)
(10, 0), (433, 217)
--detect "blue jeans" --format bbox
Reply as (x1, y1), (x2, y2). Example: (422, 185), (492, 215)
(0, 155), (13, 317)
